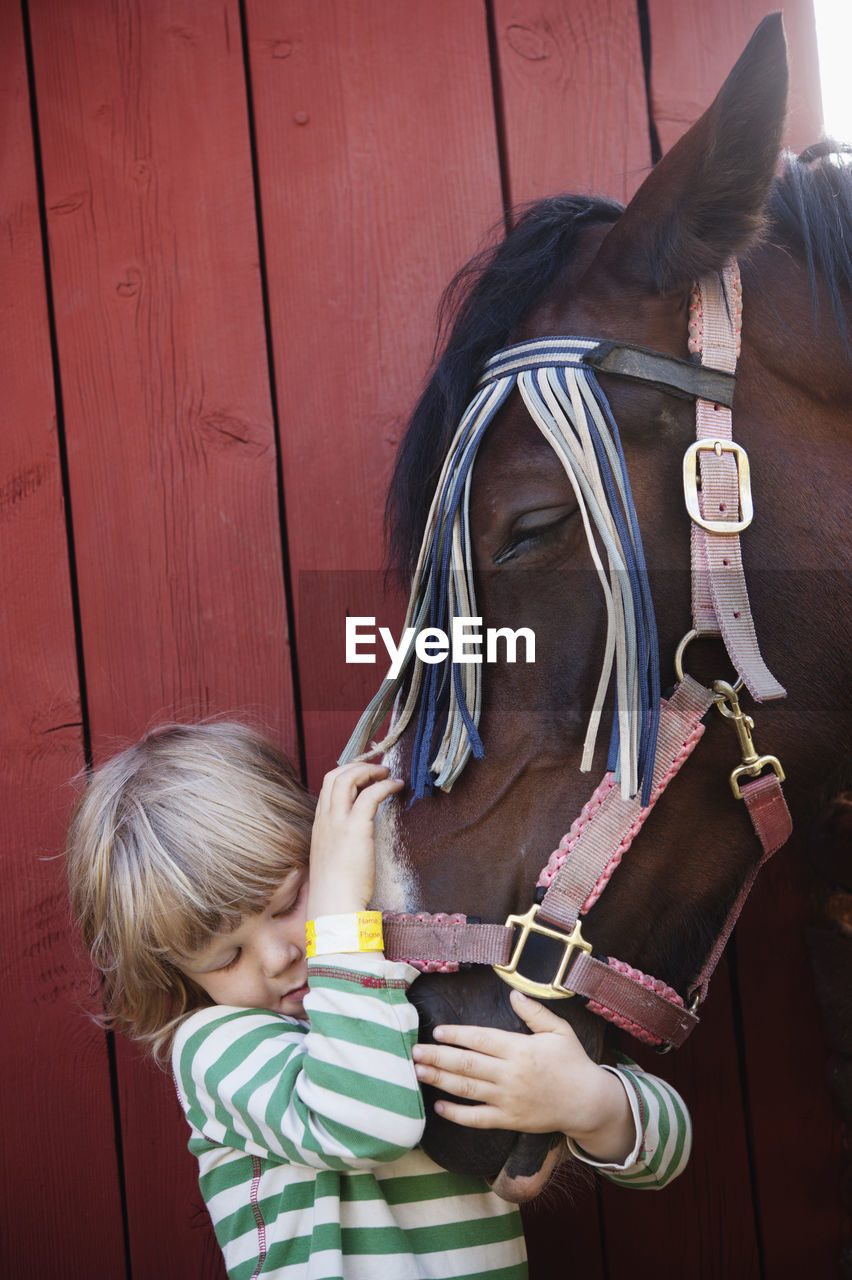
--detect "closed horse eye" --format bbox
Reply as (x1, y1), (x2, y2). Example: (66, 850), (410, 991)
(493, 506), (577, 564)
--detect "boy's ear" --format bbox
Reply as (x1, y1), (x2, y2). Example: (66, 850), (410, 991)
(589, 12), (788, 293)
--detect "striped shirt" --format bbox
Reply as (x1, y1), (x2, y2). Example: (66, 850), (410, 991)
(172, 955), (691, 1279)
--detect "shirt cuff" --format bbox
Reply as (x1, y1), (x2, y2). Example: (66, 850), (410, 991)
(565, 1065), (643, 1171)
(306, 952), (421, 987)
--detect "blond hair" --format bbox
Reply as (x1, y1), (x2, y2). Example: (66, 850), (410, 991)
(66, 721), (315, 1064)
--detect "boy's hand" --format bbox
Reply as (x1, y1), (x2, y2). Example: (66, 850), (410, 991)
(412, 989), (636, 1164)
(307, 761), (403, 918)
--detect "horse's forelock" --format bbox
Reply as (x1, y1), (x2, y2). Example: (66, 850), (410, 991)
(386, 194), (623, 580)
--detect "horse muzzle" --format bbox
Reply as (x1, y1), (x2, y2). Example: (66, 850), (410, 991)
(410, 968), (575, 1201)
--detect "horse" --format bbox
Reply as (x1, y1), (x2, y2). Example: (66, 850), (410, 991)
(343, 13), (851, 1202)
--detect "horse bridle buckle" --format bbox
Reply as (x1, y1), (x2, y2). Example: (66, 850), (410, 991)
(683, 439), (753, 534)
(493, 904), (591, 999)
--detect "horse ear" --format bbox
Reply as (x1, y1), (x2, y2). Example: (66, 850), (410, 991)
(592, 13), (788, 292)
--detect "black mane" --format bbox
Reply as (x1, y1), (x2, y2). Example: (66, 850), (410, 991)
(388, 150), (852, 577)
(768, 144), (852, 347)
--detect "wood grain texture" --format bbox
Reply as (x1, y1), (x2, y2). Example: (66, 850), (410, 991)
(0, 3), (125, 1274)
(733, 853), (846, 1278)
(29, 0), (297, 762)
(647, 0), (823, 156)
(245, 0), (507, 785)
(492, 0), (652, 207)
(27, 0), (291, 1274)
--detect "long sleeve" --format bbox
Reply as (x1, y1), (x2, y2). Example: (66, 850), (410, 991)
(172, 954), (425, 1173)
(567, 1058), (692, 1189)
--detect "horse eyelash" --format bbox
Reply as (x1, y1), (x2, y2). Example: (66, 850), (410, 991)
(493, 512), (574, 564)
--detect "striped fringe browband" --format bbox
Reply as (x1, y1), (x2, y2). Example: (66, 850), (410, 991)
(340, 338), (661, 806)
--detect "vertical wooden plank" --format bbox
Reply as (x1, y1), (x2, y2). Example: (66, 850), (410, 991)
(29, 0), (297, 758)
(0, 3), (125, 1275)
(645, 4), (843, 1274)
(733, 852), (846, 1276)
(27, 1), (291, 1275)
(647, 0), (823, 155)
(245, 0), (506, 788)
(492, 0), (652, 207)
(600, 964), (761, 1278)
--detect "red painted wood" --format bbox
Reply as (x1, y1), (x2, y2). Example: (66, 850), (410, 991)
(0, 4), (125, 1275)
(244, 0), (507, 789)
(734, 853), (846, 1277)
(27, 0), (295, 1274)
(647, 0), (823, 156)
(492, 0), (652, 207)
(600, 961), (761, 1278)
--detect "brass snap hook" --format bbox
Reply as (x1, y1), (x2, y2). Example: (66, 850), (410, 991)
(712, 679), (785, 799)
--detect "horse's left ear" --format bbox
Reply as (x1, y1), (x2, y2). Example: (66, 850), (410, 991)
(592, 12), (788, 293)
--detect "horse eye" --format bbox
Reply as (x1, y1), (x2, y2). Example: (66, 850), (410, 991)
(493, 507), (576, 564)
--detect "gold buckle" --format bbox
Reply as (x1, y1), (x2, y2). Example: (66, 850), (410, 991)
(493, 904), (591, 999)
(683, 440), (753, 534)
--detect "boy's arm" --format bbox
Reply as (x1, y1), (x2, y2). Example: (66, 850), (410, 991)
(173, 951), (425, 1172)
(413, 990), (692, 1189)
(173, 760), (424, 1171)
(567, 1057), (692, 1190)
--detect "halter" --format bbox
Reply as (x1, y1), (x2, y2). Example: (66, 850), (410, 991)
(341, 260), (792, 1050)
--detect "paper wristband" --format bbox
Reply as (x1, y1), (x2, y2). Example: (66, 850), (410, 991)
(306, 912), (384, 958)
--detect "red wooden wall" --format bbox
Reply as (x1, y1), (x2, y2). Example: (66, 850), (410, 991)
(2, 1), (844, 1277)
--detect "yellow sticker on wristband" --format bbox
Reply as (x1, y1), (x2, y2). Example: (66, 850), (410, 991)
(357, 911), (384, 951)
(305, 912), (384, 957)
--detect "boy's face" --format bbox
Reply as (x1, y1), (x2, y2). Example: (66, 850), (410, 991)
(179, 869), (310, 1017)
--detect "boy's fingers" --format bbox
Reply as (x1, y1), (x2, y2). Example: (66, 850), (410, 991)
(334, 761), (389, 790)
(432, 1099), (503, 1129)
(351, 776), (404, 815)
(414, 1061), (490, 1100)
(413, 1044), (500, 1084)
(509, 990), (574, 1034)
(318, 761), (395, 807)
(429, 1023), (513, 1056)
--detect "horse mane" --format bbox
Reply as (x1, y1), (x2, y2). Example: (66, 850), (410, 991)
(768, 144), (852, 348)
(387, 194), (623, 578)
(388, 149), (852, 577)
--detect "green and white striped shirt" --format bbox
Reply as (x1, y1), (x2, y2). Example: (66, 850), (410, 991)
(172, 955), (690, 1279)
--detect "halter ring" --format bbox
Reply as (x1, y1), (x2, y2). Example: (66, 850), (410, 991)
(674, 629), (744, 693)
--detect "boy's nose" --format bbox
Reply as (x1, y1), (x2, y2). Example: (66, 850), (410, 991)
(261, 940), (297, 978)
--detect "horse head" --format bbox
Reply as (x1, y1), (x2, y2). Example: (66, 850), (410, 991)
(347, 14), (851, 1200)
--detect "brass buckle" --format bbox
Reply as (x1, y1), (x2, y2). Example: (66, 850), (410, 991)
(493, 904), (591, 999)
(713, 679), (785, 799)
(683, 440), (753, 534)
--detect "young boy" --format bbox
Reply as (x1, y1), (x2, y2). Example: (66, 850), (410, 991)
(66, 721), (691, 1279)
